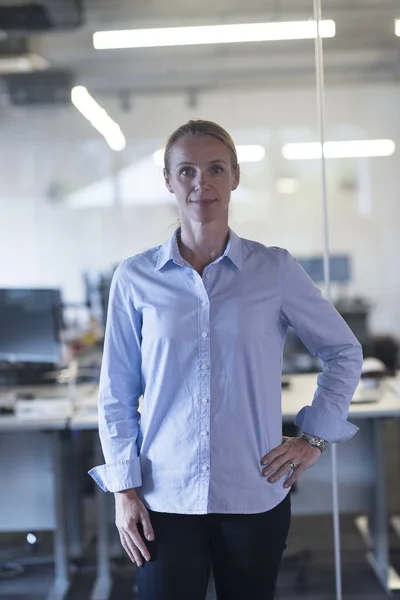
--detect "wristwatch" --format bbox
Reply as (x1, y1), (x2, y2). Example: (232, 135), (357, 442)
(302, 433), (328, 453)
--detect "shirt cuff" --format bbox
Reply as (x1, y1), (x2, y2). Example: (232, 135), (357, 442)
(294, 405), (359, 443)
(88, 457), (142, 492)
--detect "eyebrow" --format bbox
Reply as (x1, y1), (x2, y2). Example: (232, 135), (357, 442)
(176, 159), (229, 167)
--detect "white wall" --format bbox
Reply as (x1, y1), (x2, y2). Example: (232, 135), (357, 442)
(0, 83), (399, 335)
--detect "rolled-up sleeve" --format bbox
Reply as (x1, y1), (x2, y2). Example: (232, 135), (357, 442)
(88, 263), (143, 492)
(280, 250), (363, 443)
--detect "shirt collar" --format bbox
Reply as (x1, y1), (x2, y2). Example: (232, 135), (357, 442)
(224, 228), (243, 271)
(155, 227), (243, 271)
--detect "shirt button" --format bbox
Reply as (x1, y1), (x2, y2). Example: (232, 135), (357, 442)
(202, 364), (210, 370)
(202, 465), (209, 472)
(201, 430), (209, 437)
(202, 301), (208, 307)
(201, 331), (208, 338)
(205, 274), (211, 280)
(202, 397), (208, 404)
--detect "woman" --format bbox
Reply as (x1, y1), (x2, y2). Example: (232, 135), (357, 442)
(89, 119), (363, 600)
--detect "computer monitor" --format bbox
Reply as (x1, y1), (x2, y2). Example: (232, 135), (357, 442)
(99, 272), (115, 327)
(330, 256), (351, 283)
(298, 255), (351, 284)
(83, 268), (115, 327)
(83, 271), (102, 313)
(0, 288), (62, 364)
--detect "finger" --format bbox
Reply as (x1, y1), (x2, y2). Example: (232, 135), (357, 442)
(267, 461), (294, 483)
(261, 446), (288, 466)
(261, 444), (290, 466)
(119, 529), (143, 566)
(284, 466), (305, 488)
(119, 532), (140, 565)
(125, 533), (145, 567)
(262, 454), (294, 476)
(141, 511), (155, 542)
(127, 523), (151, 562)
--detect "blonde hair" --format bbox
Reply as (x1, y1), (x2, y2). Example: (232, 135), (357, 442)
(163, 119), (238, 174)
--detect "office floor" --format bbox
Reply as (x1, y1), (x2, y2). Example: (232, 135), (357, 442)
(69, 517), (399, 600)
(2, 514), (400, 600)
(1, 421), (399, 599)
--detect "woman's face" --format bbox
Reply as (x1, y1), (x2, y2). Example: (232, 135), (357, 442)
(163, 135), (240, 225)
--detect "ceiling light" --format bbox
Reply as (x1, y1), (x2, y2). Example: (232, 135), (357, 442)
(282, 140), (395, 160)
(275, 177), (300, 194)
(0, 53), (49, 74)
(153, 149), (164, 167)
(395, 19), (400, 36)
(93, 20), (335, 50)
(153, 144), (265, 167)
(237, 145), (266, 162)
(71, 86), (126, 151)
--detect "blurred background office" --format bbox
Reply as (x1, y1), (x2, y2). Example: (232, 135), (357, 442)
(0, 1), (400, 599)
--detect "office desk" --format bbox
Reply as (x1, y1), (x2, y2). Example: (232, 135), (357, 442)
(0, 407), (69, 600)
(282, 373), (400, 420)
(0, 382), (97, 600)
(72, 374), (400, 597)
(71, 393), (112, 600)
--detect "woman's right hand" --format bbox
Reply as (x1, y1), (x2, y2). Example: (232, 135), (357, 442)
(114, 488), (155, 566)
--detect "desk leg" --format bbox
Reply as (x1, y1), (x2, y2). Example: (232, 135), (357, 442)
(354, 419), (400, 593)
(91, 435), (112, 600)
(45, 431), (70, 600)
(65, 430), (84, 559)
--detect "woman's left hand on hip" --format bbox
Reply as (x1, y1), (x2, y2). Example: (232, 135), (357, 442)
(260, 436), (322, 488)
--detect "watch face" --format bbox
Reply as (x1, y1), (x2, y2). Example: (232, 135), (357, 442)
(304, 434), (326, 451)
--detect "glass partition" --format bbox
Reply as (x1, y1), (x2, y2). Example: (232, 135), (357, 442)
(1, 1), (398, 598)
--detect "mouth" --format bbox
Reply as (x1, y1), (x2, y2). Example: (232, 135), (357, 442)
(189, 198), (217, 205)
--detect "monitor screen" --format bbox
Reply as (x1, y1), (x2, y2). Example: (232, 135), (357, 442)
(330, 256), (351, 283)
(298, 255), (351, 283)
(0, 289), (62, 364)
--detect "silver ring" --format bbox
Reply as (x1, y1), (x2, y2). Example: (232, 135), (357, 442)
(290, 462), (297, 470)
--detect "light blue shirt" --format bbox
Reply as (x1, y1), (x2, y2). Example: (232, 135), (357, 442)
(89, 229), (363, 514)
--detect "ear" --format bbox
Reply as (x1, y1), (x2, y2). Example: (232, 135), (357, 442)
(232, 164), (240, 191)
(163, 168), (174, 194)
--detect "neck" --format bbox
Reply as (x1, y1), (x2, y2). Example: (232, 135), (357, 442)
(178, 219), (229, 275)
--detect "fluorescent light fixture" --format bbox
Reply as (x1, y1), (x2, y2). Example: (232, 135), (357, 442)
(153, 149), (164, 167)
(282, 139), (396, 160)
(71, 86), (126, 152)
(153, 144), (265, 167)
(237, 145), (266, 162)
(395, 19), (400, 36)
(93, 20), (335, 50)
(275, 177), (300, 194)
(0, 53), (49, 74)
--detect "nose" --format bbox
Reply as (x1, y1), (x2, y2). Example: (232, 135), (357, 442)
(193, 170), (210, 191)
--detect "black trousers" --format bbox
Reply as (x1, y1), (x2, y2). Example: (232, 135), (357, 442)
(136, 493), (291, 600)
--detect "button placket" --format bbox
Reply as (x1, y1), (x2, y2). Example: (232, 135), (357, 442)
(197, 276), (211, 511)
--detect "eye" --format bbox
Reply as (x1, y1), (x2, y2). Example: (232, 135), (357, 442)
(211, 165), (224, 174)
(179, 166), (195, 177)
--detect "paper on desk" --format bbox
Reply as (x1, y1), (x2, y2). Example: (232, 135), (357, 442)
(352, 377), (400, 404)
(15, 398), (73, 420)
(352, 380), (382, 403)
(389, 379), (400, 397)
